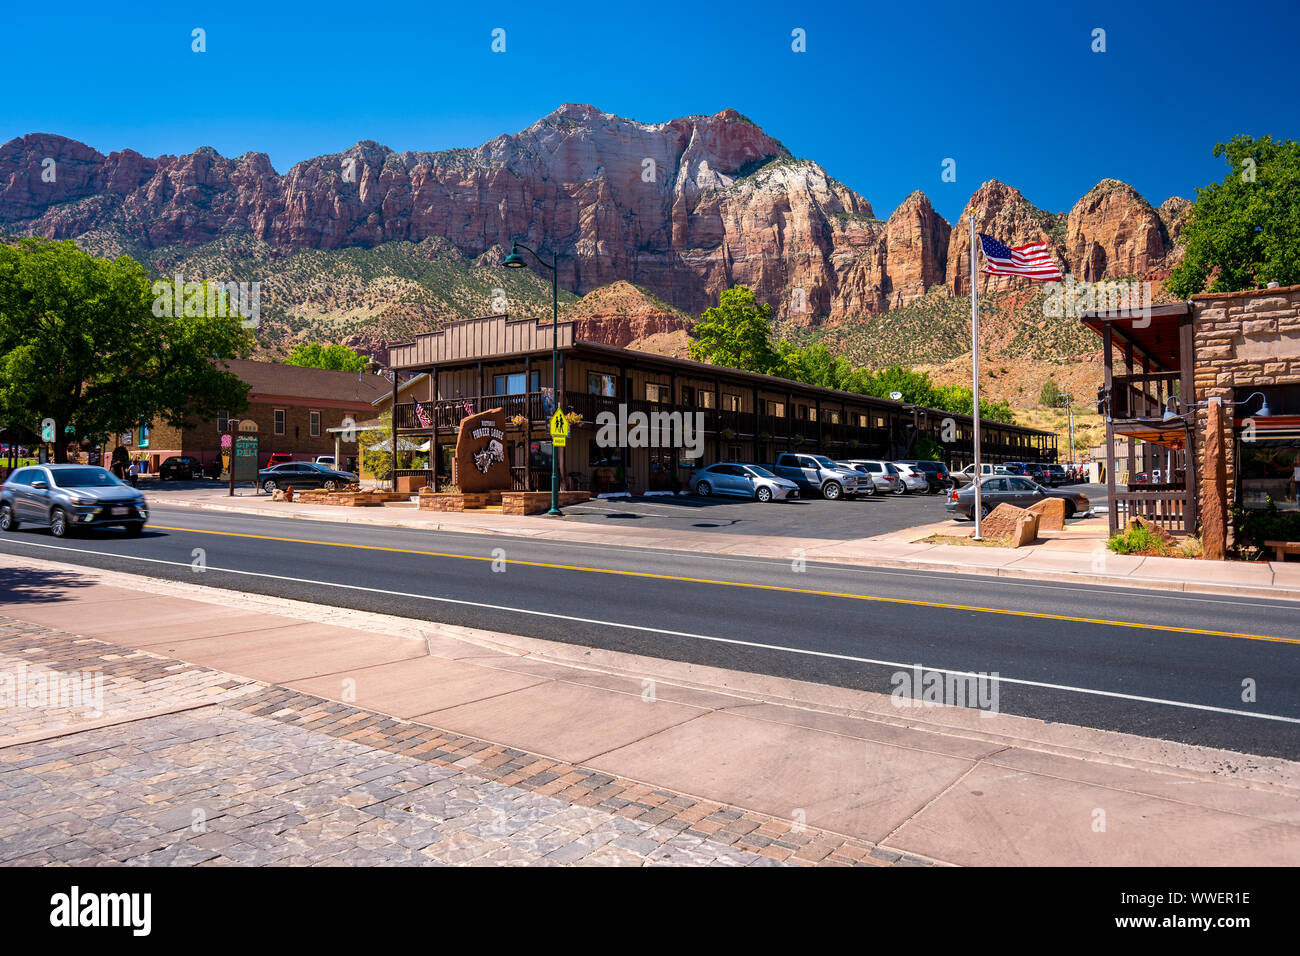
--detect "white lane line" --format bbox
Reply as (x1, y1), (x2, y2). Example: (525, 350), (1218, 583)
(4, 538), (1298, 726)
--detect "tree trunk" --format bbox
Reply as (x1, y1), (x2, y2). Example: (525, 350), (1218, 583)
(53, 418), (68, 464)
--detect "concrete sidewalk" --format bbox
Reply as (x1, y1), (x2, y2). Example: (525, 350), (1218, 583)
(3, 552), (1298, 867)
(146, 487), (1300, 601)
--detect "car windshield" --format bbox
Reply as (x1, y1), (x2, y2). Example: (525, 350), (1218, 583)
(51, 468), (122, 488)
(812, 456), (836, 467)
(745, 465), (775, 478)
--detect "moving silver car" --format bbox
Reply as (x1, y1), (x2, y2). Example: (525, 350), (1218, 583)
(1, 464), (149, 537)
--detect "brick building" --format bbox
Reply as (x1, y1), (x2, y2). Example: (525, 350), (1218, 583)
(107, 359), (390, 474)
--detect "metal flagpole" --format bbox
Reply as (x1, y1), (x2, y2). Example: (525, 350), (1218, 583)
(969, 217), (984, 540)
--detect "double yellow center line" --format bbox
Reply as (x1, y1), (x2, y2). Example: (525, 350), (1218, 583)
(149, 524), (1299, 645)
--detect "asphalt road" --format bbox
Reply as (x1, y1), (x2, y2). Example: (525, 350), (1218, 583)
(1, 503), (1296, 759)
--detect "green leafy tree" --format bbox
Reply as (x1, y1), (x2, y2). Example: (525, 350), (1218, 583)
(1039, 377), (1061, 408)
(284, 342), (368, 372)
(0, 239), (252, 462)
(689, 286), (785, 375)
(1167, 135), (1300, 296)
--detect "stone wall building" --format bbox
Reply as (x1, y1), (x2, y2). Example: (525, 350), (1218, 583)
(1081, 284), (1300, 552)
(1192, 284), (1300, 519)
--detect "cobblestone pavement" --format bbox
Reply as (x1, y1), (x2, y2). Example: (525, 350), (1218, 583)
(0, 618), (936, 867)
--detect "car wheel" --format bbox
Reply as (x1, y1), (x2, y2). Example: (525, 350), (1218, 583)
(323, 480), (337, 491)
(892, 482), (906, 495)
(980, 502), (993, 519)
(822, 481), (842, 500)
(0, 504), (17, 531)
(49, 507), (71, 538)
(124, 522), (144, 537)
(696, 481), (712, 497)
(755, 486), (773, 503)
(1064, 502), (1077, 518)
(263, 480), (277, 495)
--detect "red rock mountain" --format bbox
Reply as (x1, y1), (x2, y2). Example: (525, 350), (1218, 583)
(0, 106), (1187, 327)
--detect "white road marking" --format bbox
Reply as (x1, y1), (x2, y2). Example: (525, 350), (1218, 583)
(3, 537), (1298, 726)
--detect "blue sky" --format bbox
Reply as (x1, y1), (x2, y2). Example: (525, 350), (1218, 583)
(5, 1), (1297, 222)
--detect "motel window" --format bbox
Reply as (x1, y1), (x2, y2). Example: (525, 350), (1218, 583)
(588, 372), (617, 397)
(309, 411), (321, 437)
(727, 444), (744, 460)
(764, 400), (786, 417)
(858, 414), (869, 428)
(494, 372), (540, 395)
(217, 410), (229, 434)
(828, 410), (841, 425)
(680, 386), (696, 407)
(646, 383), (671, 404)
(274, 409), (286, 436)
(699, 390), (715, 409)
(722, 393), (741, 412)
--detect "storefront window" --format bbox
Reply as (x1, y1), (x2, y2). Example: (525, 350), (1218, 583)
(1237, 440), (1300, 511)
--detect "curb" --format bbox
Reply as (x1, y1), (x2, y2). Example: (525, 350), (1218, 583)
(147, 496), (1300, 604)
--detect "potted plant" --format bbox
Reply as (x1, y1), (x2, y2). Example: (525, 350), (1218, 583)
(719, 427), (737, 441)
(564, 411), (584, 426)
(508, 414), (528, 428)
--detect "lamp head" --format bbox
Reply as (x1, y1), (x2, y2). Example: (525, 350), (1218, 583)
(502, 243), (525, 269)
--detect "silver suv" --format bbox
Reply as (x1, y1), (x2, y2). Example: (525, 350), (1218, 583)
(1, 464), (149, 537)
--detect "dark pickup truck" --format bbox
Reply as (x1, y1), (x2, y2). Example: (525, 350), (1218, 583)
(766, 453), (863, 500)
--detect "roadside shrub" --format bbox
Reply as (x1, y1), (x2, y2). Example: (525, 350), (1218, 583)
(1232, 500), (1300, 549)
(1108, 525), (1168, 556)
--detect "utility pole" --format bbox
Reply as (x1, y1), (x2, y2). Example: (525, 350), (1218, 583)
(1059, 392), (1076, 469)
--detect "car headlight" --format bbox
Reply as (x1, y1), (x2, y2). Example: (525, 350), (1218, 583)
(69, 495), (93, 506)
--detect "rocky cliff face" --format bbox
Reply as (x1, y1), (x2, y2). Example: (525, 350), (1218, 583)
(1, 107), (1187, 332)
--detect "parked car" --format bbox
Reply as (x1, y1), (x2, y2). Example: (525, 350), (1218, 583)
(313, 456), (336, 468)
(688, 462), (800, 502)
(840, 459), (902, 495)
(1043, 464), (1069, 486)
(946, 475), (1090, 521)
(950, 462), (1000, 487)
(890, 462), (930, 495)
(258, 461), (358, 494)
(0, 464), (148, 537)
(894, 459), (950, 494)
(265, 452), (295, 468)
(1001, 461), (1028, 476)
(767, 454), (862, 500)
(1022, 462), (1050, 484)
(158, 455), (206, 480)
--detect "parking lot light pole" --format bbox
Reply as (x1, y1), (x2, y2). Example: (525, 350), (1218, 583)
(502, 241), (562, 517)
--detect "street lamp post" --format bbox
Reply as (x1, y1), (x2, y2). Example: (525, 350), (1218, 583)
(502, 242), (563, 517)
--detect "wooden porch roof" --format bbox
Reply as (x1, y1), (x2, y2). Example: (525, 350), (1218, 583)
(1080, 302), (1192, 373)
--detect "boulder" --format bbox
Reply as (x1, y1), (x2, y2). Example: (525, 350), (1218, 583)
(1027, 496), (1066, 530)
(979, 503), (1026, 539)
(1010, 511), (1041, 547)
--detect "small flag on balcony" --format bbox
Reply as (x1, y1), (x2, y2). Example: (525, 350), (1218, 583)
(978, 234), (1062, 281)
(462, 400), (475, 417)
(414, 401), (432, 428)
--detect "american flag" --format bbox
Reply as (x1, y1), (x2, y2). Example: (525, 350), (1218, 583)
(462, 400), (475, 417)
(414, 400), (432, 428)
(978, 233), (1062, 281)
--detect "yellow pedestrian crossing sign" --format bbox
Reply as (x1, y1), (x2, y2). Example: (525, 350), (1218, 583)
(549, 410), (569, 447)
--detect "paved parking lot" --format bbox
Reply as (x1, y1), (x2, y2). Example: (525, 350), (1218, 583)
(562, 483), (1107, 541)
